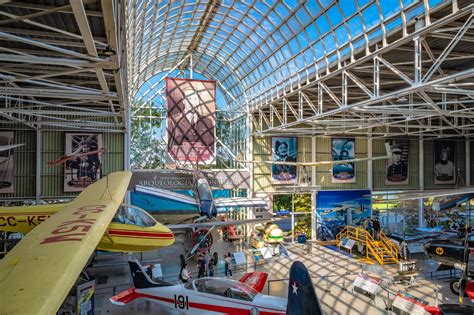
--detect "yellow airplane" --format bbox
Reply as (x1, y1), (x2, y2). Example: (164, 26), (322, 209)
(0, 171), (174, 314)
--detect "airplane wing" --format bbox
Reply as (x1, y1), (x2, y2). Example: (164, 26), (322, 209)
(135, 185), (198, 206)
(0, 143), (24, 152)
(214, 197), (267, 208)
(0, 171), (132, 314)
(372, 187), (474, 202)
(167, 218), (277, 231)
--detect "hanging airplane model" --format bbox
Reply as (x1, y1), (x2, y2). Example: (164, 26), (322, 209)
(0, 143), (24, 152)
(110, 259), (323, 315)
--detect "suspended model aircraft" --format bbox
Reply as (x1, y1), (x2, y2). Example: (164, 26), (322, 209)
(0, 143), (24, 152)
(238, 143), (392, 167)
(111, 259), (323, 315)
(0, 171), (151, 314)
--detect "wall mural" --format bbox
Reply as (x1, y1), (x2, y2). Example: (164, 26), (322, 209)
(316, 190), (371, 240)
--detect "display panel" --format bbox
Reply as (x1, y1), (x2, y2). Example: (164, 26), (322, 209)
(385, 139), (409, 185)
(271, 137), (297, 184)
(331, 138), (355, 183)
(166, 78), (216, 164)
(0, 131), (14, 193)
(64, 133), (103, 192)
(434, 140), (456, 184)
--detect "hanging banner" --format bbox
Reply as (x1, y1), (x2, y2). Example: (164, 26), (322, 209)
(385, 140), (409, 185)
(64, 133), (103, 192)
(166, 78), (216, 164)
(434, 140), (456, 184)
(271, 137), (297, 184)
(0, 131), (15, 193)
(331, 138), (355, 183)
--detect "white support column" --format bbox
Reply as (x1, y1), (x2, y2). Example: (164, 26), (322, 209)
(418, 138), (425, 227)
(35, 127), (41, 204)
(311, 136), (317, 241)
(466, 139), (471, 186)
(189, 53), (193, 79)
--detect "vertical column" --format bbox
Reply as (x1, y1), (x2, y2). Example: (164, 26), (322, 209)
(291, 195), (295, 243)
(368, 136), (373, 191)
(418, 138), (425, 227)
(374, 58), (380, 97)
(311, 136), (317, 241)
(35, 128), (42, 204)
(189, 53), (193, 79)
(466, 139), (471, 186)
(414, 35), (423, 83)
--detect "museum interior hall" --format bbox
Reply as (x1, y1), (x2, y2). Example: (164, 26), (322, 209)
(0, 1), (474, 314)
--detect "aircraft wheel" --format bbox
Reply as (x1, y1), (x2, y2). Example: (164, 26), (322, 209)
(450, 279), (468, 296)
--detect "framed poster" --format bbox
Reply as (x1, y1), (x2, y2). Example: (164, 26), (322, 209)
(385, 140), (409, 185)
(331, 138), (355, 183)
(64, 133), (103, 192)
(434, 141), (456, 184)
(0, 131), (15, 193)
(271, 137), (297, 184)
(76, 280), (95, 315)
(166, 78), (216, 164)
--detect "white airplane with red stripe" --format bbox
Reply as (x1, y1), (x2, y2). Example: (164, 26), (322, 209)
(111, 259), (324, 314)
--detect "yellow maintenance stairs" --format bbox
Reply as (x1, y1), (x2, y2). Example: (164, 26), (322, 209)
(336, 226), (399, 266)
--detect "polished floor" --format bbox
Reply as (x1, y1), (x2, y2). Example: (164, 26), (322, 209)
(89, 234), (472, 315)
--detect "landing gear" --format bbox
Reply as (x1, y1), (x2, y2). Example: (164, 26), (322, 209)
(450, 279), (467, 296)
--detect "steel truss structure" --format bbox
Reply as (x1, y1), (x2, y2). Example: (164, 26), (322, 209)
(252, 3), (474, 139)
(0, 0), (126, 132)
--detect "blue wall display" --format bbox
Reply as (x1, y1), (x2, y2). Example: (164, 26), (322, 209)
(316, 190), (371, 240)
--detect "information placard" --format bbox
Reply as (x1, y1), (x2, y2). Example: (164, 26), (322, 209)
(232, 252), (247, 265)
(340, 237), (356, 250)
(260, 247), (273, 259)
(392, 291), (429, 315)
(353, 273), (382, 295)
(406, 243), (425, 254)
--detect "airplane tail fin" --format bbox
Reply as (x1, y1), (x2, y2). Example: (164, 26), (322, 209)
(128, 259), (172, 289)
(286, 261), (323, 315)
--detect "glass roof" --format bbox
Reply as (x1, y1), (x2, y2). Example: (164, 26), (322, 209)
(126, 0), (446, 107)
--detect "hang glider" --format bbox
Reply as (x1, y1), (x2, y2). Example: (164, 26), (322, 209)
(239, 143), (391, 167)
(0, 143), (24, 152)
(371, 187), (474, 202)
(0, 171), (133, 314)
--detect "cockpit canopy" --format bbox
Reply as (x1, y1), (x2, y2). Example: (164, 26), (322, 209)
(184, 278), (258, 302)
(112, 205), (156, 227)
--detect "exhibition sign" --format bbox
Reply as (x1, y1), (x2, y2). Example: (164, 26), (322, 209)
(392, 291), (429, 315)
(353, 273), (382, 296)
(331, 138), (355, 183)
(64, 133), (103, 192)
(76, 280), (95, 315)
(166, 78), (216, 164)
(271, 137), (297, 184)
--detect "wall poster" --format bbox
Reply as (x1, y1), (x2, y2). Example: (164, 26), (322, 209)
(64, 133), (103, 192)
(385, 140), (409, 185)
(331, 138), (355, 183)
(0, 131), (15, 193)
(166, 78), (216, 164)
(271, 137), (297, 184)
(434, 140), (456, 184)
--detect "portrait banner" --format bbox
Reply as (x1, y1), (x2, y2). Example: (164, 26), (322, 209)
(385, 140), (409, 185)
(76, 280), (95, 315)
(166, 78), (216, 164)
(0, 131), (15, 193)
(434, 141), (456, 184)
(64, 133), (103, 192)
(271, 137), (297, 184)
(331, 138), (355, 183)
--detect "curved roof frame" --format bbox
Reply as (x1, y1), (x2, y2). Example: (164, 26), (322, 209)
(126, 0), (446, 109)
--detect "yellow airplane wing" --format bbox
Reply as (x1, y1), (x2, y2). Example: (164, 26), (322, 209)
(0, 171), (132, 314)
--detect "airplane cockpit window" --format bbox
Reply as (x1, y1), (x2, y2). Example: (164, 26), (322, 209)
(193, 278), (256, 301)
(196, 179), (212, 200)
(112, 206), (156, 227)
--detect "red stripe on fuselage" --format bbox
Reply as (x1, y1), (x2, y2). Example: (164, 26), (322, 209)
(108, 229), (173, 238)
(136, 292), (285, 314)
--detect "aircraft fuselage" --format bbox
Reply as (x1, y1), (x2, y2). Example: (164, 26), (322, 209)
(424, 239), (473, 267)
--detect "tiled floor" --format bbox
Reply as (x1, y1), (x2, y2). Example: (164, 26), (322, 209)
(89, 235), (472, 314)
